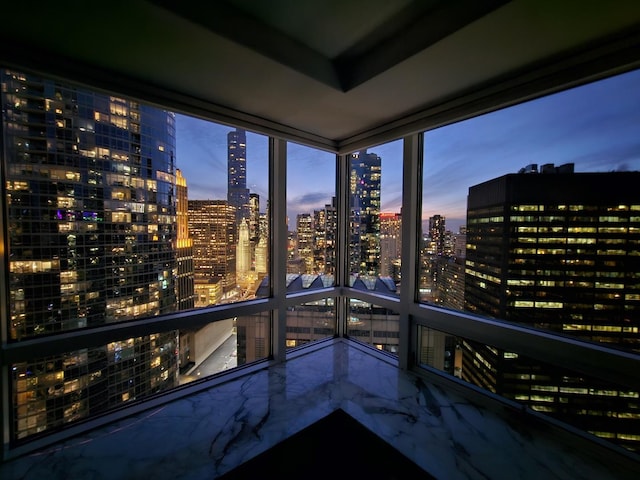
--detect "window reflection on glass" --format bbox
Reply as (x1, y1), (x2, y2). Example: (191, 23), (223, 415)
(12, 331), (178, 441)
(286, 143), (336, 284)
(179, 314), (269, 384)
(347, 299), (399, 355)
(286, 299), (336, 349)
(417, 325), (640, 453)
(348, 140), (402, 296)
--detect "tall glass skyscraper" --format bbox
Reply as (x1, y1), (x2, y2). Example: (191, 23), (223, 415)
(2, 70), (179, 440)
(227, 128), (249, 226)
(349, 150), (381, 276)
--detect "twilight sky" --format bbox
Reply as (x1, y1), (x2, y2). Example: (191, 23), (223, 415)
(175, 68), (640, 233)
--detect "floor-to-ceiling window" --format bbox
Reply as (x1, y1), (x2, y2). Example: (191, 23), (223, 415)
(417, 68), (640, 452)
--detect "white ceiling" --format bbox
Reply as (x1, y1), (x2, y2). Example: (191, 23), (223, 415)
(2, 0), (640, 151)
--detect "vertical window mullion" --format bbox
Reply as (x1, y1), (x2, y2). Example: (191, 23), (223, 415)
(399, 133), (423, 370)
(335, 153), (350, 337)
(270, 137), (287, 361)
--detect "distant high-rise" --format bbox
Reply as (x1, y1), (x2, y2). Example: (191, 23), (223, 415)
(380, 212), (402, 279)
(313, 197), (337, 275)
(188, 200), (236, 291)
(227, 128), (250, 226)
(2, 70), (179, 439)
(249, 193), (260, 238)
(176, 169), (196, 311)
(464, 165), (640, 451)
(429, 215), (446, 255)
(296, 213), (314, 273)
(349, 150), (382, 275)
(236, 218), (251, 276)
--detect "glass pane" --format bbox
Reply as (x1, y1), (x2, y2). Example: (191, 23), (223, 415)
(419, 69), (640, 452)
(180, 125), (269, 306)
(348, 299), (399, 355)
(2, 69), (269, 344)
(178, 318), (238, 383)
(420, 69), (640, 354)
(12, 331), (178, 441)
(348, 141), (402, 295)
(10, 313), (270, 442)
(286, 143), (335, 283)
(286, 299), (336, 349)
(236, 312), (272, 365)
(417, 325), (640, 453)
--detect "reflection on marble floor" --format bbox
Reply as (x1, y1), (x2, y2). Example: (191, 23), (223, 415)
(1, 339), (638, 479)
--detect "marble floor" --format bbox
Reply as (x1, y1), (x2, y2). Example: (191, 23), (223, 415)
(1, 338), (638, 479)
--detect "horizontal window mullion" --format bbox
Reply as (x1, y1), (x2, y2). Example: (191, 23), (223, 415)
(2, 298), (275, 364)
(284, 287), (341, 307)
(342, 287), (402, 312)
(410, 302), (640, 388)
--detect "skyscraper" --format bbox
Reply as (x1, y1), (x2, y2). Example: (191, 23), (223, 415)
(188, 200), (236, 293)
(429, 214), (446, 255)
(236, 218), (251, 276)
(2, 70), (179, 439)
(380, 212), (402, 279)
(313, 197), (337, 276)
(176, 169), (195, 311)
(227, 128), (249, 226)
(464, 164), (640, 451)
(349, 150), (381, 276)
(296, 213), (314, 273)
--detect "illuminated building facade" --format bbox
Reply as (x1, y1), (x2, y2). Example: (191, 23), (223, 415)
(380, 212), (402, 280)
(236, 218), (251, 276)
(188, 200), (236, 292)
(313, 197), (337, 275)
(296, 213), (314, 273)
(249, 193), (260, 246)
(2, 70), (179, 440)
(464, 165), (640, 451)
(429, 214), (446, 255)
(175, 169), (195, 312)
(349, 150), (381, 275)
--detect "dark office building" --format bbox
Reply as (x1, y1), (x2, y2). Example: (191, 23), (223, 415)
(2, 70), (179, 440)
(227, 128), (250, 227)
(463, 164), (640, 451)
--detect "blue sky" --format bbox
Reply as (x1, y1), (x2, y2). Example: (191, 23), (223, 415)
(176, 68), (640, 233)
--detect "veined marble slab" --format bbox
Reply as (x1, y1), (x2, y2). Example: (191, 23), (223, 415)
(1, 339), (638, 479)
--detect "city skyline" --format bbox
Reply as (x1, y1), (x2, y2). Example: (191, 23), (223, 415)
(176, 68), (640, 234)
